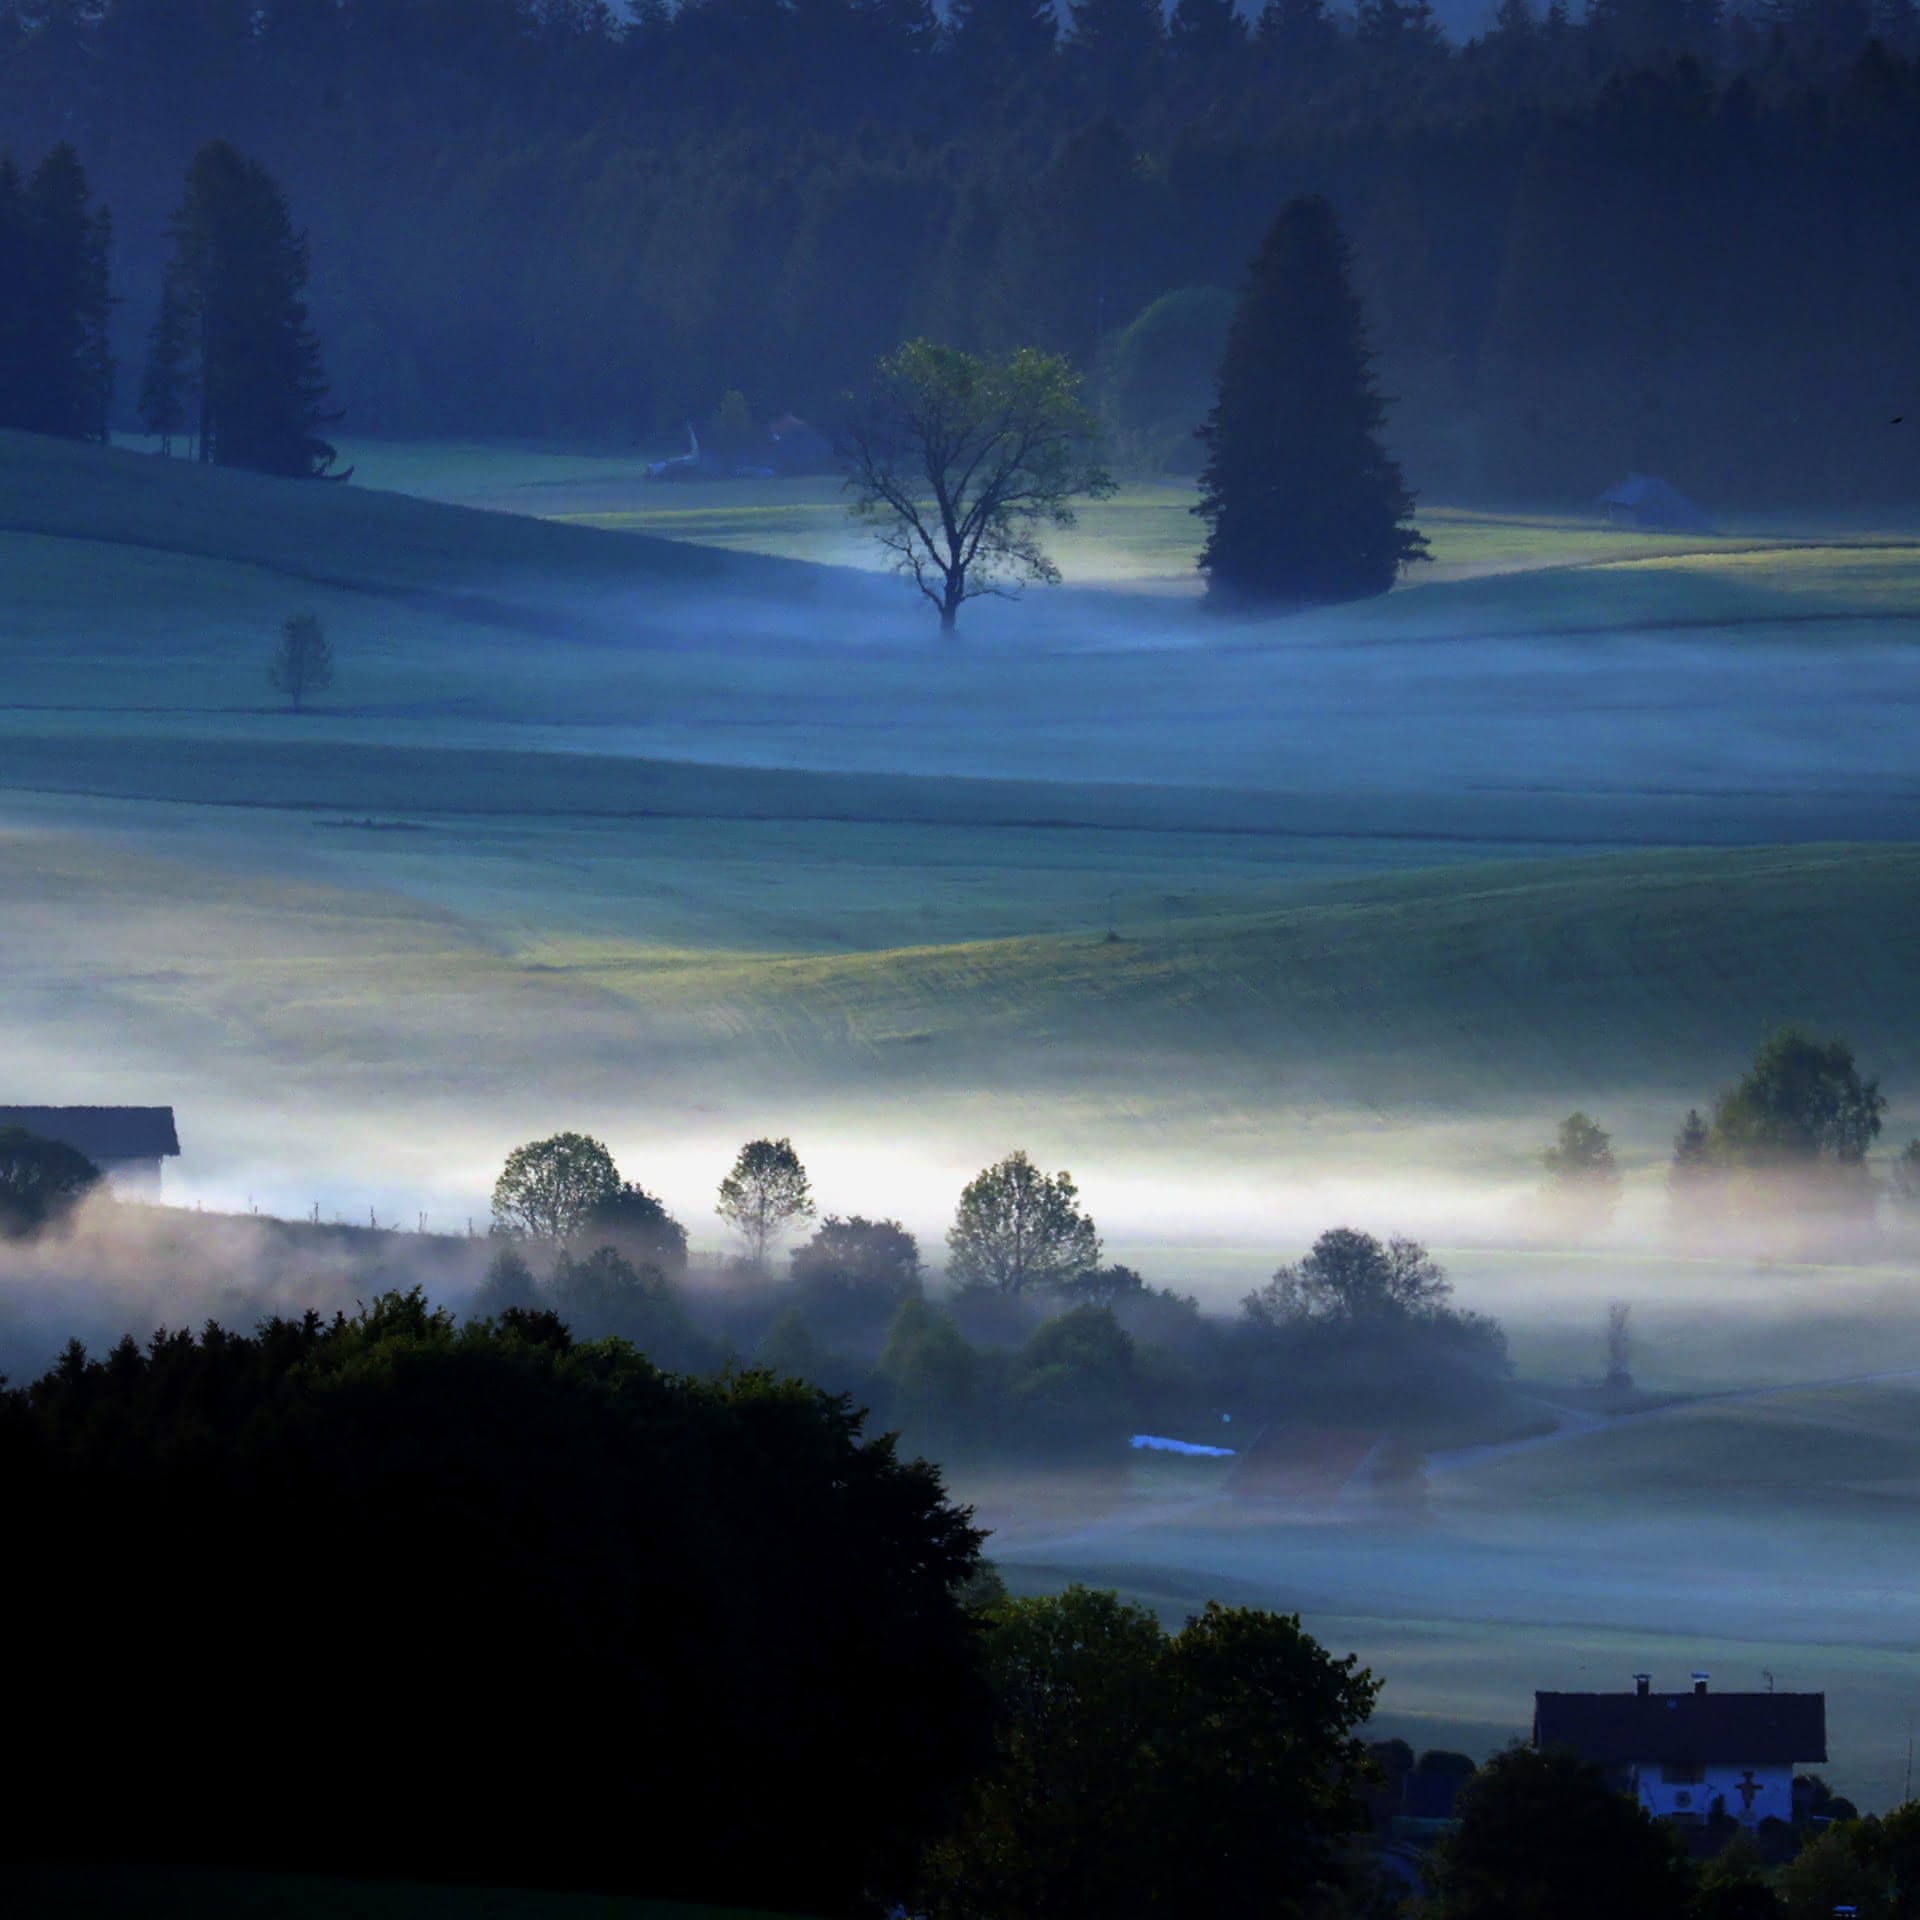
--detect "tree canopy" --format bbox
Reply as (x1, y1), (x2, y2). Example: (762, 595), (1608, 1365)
(1244, 1226), (1451, 1327)
(1426, 1745), (1695, 1920)
(1707, 1027), (1886, 1174)
(947, 1149), (1102, 1294)
(491, 1130), (622, 1241)
(5, 1292), (991, 1909)
(843, 340), (1115, 633)
(792, 1212), (922, 1296)
(1541, 1111), (1622, 1230)
(919, 1585), (1380, 1920)
(0, 1125), (101, 1237)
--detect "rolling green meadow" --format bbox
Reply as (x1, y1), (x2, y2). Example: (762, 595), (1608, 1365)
(8, 429), (1920, 1817)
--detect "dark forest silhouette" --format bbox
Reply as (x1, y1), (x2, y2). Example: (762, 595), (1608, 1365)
(0, 4), (1915, 503)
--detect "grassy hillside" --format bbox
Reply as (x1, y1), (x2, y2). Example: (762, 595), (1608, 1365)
(1452, 1382), (1920, 1516)
(5, 825), (1916, 1154)
(516, 842), (1920, 1109)
(0, 430), (822, 595)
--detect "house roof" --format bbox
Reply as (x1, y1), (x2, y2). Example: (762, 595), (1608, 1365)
(1595, 472), (1712, 528)
(1534, 1690), (1825, 1767)
(0, 1106), (180, 1160)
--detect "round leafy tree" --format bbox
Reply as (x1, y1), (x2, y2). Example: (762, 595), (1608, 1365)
(491, 1131), (620, 1241)
(947, 1149), (1101, 1294)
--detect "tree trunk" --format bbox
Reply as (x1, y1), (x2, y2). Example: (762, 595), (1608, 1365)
(940, 571), (964, 635)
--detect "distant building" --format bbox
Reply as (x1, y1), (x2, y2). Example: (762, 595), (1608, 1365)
(1597, 473), (1713, 532)
(1535, 1673), (1826, 1828)
(0, 1106), (181, 1197)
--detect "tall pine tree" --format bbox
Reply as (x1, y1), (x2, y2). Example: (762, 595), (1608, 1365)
(1195, 195), (1427, 607)
(144, 140), (342, 478)
(0, 144), (114, 441)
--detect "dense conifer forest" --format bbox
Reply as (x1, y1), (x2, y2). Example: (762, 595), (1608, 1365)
(1, 0), (1916, 504)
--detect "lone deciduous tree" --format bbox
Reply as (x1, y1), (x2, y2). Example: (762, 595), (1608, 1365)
(717, 1136), (816, 1267)
(1195, 194), (1427, 606)
(843, 340), (1115, 634)
(268, 611), (334, 711)
(1542, 1111), (1622, 1230)
(947, 1149), (1101, 1294)
(491, 1131), (621, 1242)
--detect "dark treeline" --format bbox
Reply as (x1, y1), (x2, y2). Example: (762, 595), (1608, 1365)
(3, 0), (1918, 504)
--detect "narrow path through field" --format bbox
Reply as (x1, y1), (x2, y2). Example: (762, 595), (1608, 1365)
(1426, 1367), (1920, 1478)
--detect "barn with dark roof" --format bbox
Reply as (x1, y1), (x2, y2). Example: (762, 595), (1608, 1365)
(1536, 1673), (1825, 1829)
(0, 1107), (180, 1197)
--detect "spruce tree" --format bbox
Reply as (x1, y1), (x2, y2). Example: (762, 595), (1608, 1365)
(0, 145), (114, 441)
(22, 145), (115, 441)
(1195, 194), (1428, 607)
(140, 270), (192, 454)
(948, 0), (1058, 75)
(148, 140), (342, 478)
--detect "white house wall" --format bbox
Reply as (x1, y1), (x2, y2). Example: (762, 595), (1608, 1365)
(1634, 1761), (1794, 1827)
(99, 1156), (164, 1199)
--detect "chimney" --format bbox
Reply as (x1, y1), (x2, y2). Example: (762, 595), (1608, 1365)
(1692, 1672), (1710, 1696)
(1634, 1674), (1651, 1698)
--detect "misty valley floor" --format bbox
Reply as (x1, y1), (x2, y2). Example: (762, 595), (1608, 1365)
(5, 432), (1920, 1809)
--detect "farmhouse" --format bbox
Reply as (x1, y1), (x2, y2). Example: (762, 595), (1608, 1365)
(1535, 1673), (1826, 1829)
(0, 1106), (181, 1197)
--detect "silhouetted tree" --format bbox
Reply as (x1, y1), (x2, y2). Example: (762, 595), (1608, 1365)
(1542, 1110), (1623, 1230)
(0, 1126), (101, 1236)
(717, 1135), (815, 1267)
(1707, 1027), (1885, 1175)
(791, 1213), (921, 1297)
(492, 1130), (621, 1241)
(1244, 1228), (1451, 1327)
(947, 1149), (1102, 1293)
(549, 1244), (703, 1362)
(1668, 1105), (1719, 1231)
(469, 1244), (542, 1317)
(1007, 1303), (1137, 1455)
(6, 1293), (991, 1909)
(150, 139), (342, 477)
(1604, 1299), (1633, 1388)
(1196, 195), (1428, 607)
(582, 1180), (689, 1273)
(948, 0), (1058, 78)
(1427, 1745), (1695, 1920)
(267, 610), (333, 711)
(0, 144), (114, 440)
(880, 1291), (983, 1458)
(918, 1586), (1380, 1920)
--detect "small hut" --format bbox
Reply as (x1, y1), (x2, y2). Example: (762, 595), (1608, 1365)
(1597, 473), (1713, 531)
